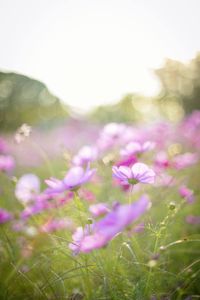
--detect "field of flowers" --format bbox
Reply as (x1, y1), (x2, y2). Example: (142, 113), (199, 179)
(0, 111), (200, 300)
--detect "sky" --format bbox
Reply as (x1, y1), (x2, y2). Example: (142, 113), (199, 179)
(0, 0), (200, 111)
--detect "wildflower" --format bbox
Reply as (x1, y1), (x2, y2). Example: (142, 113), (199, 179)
(97, 123), (127, 151)
(0, 208), (12, 224)
(120, 141), (155, 157)
(112, 162), (155, 185)
(72, 145), (98, 166)
(173, 152), (198, 170)
(179, 185), (195, 204)
(20, 195), (52, 219)
(69, 195), (150, 254)
(45, 165), (96, 194)
(41, 218), (74, 233)
(154, 151), (170, 169)
(15, 174), (40, 204)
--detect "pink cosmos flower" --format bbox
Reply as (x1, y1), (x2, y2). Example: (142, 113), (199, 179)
(0, 155), (15, 172)
(20, 195), (52, 219)
(97, 123), (127, 151)
(112, 162), (155, 185)
(89, 203), (110, 217)
(0, 208), (12, 224)
(173, 153), (198, 170)
(69, 195), (150, 254)
(120, 141), (155, 157)
(179, 185), (195, 204)
(72, 146), (98, 166)
(15, 174), (40, 204)
(41, 218), (74, 233)
(154, 152), (170, 169)
(45, 165), (96, 194)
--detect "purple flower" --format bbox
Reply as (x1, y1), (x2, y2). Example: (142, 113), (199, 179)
(0, 208), (12, 224)
(20, 196), (52, 219)
(15, 174), (40, 204)
(69, 195), (150, 254)
(45, 165), (96, 194)
(112, 162), (156, 185)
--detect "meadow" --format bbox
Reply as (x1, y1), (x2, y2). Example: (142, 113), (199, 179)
(0, 112), (200, 300)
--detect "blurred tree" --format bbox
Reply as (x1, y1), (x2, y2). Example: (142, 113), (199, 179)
(155, 53), (200, 114)
(0, 72), (69, 131)
(89, 94), (144, 123)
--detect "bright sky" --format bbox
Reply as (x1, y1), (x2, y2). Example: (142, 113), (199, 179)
(0, 0), (200, 111)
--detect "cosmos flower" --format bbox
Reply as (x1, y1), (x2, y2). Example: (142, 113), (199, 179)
(120, 141), (155, 157)
(0, 208), (12, 224)
(20, 195), (52, 219)
(154, 151), (170, 169)
(45, 165), (96, 194)
(72, 145), (98, 166)
(173, 153), (198, 170)
(41, 218), (74, 233)
(112, 162), (155, 185)
(15, 174), (40, 204)
(179, 185), (195, 204)
(69, 195), (150, 254)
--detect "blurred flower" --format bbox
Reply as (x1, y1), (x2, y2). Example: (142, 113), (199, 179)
(120, 141), (155, 157)
(89, 203), (110, 217)
(78, 189), (96, 202)
(154, 151), (170, 169)
(186, 215), (200, 225)
(97, 123), (127, 151)
(112, 162), (155, 185)
(15, 174), (40, 204)
(41, 217), (74, 233)
(0, 208), (12, 224)
(72, 145), (98, 166)
(179, 185), (195, 204)
(45, 165), (96, 194)
(20, 196), (52, 219)
(173, 152), (198, 170)
(69, 195), (150, 254)
(0, 155), (15, 172)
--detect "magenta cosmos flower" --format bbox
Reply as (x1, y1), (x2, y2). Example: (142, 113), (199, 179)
(69, 195), (150, 254)
(112, 162), (155, 185)
(45, 165), (96, 194)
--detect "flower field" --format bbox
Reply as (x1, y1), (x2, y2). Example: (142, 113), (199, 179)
(0, 112), (200, 300)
